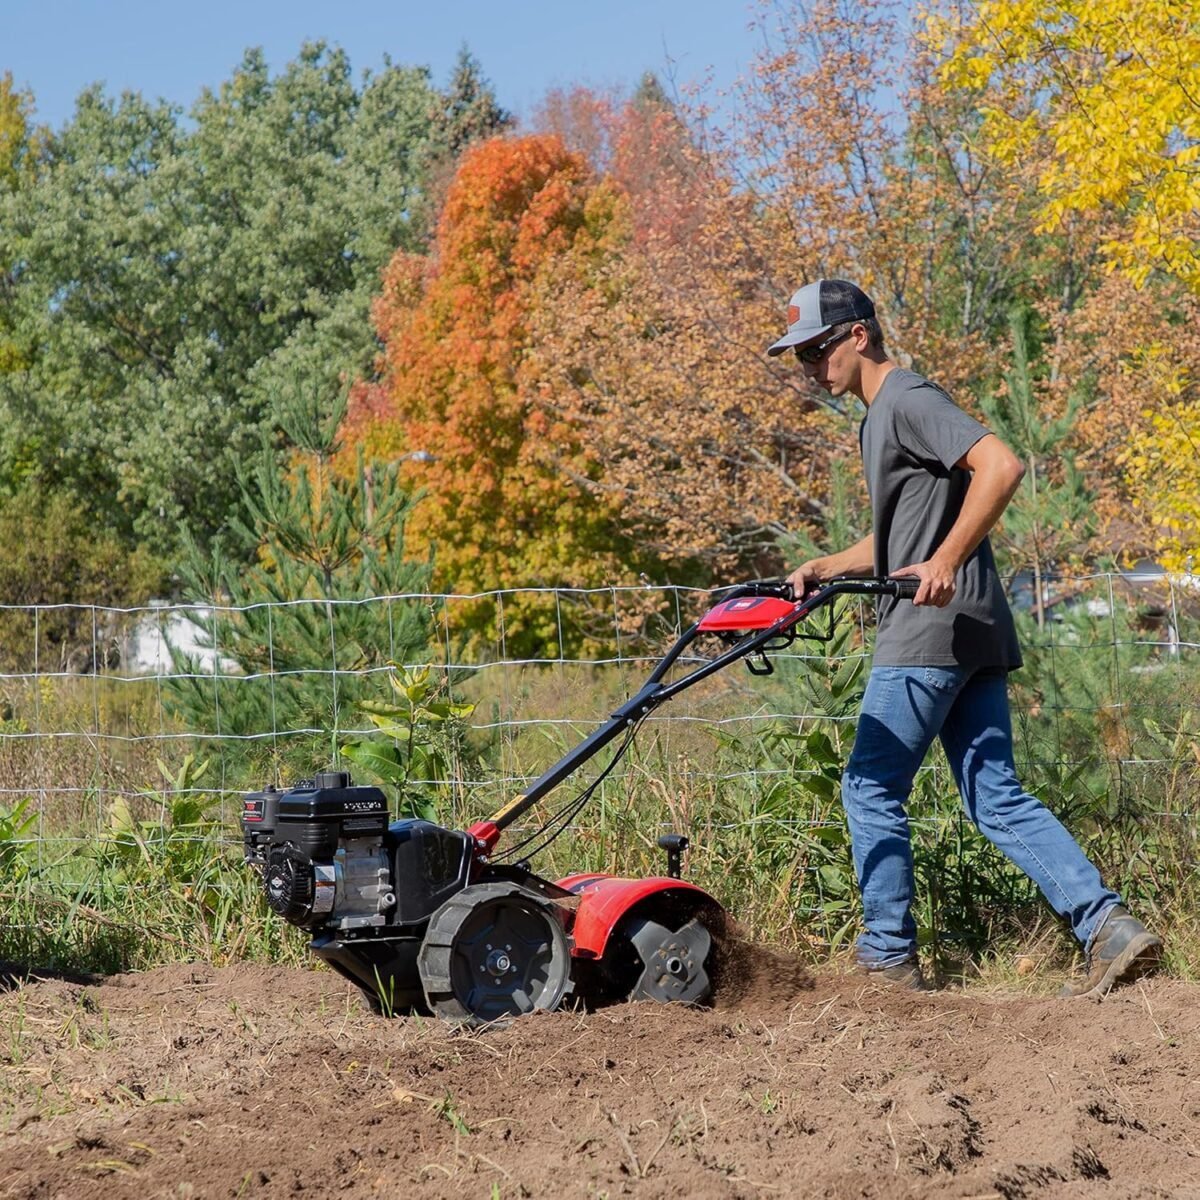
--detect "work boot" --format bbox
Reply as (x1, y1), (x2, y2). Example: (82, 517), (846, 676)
(1059, 906), (1162, 1000)
(857, 958), (933, 992)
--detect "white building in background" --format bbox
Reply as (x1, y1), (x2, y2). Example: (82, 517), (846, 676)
(124, 601), (239, 676)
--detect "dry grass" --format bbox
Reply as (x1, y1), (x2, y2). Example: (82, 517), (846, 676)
(2, 657), (1200, 981)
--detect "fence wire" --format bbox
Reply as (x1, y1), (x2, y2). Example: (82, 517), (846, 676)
(1, 572), (1197, 885)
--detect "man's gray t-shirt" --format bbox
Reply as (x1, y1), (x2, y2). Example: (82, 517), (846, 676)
(860, 368), (1022, 671)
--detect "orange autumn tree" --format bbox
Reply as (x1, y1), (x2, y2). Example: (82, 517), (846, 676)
(343, 134), (653, 651)
(526, 82), (838, 576)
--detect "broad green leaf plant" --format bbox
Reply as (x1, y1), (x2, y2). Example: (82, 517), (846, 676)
(342, 665), (475, 822)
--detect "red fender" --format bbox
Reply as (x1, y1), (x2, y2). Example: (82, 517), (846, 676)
(555, 873), (722, 960)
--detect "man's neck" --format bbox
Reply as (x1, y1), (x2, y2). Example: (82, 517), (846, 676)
(857, 356), (897, 406)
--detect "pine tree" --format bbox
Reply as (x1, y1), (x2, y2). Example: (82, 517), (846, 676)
(164, 377), (432, 781)
(980, 312), (1095, 628)
(436, 46), (513, 159)
(778, 457), (870, 570)
(631, 72), (672, 115)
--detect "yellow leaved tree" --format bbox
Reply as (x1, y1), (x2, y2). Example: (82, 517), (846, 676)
(1, 73), (39, 374)
(933, 0), (1200, 569)
(1118, 348), (1199, 573)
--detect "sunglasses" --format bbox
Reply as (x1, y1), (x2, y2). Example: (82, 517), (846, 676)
(795, 329), (852, 365)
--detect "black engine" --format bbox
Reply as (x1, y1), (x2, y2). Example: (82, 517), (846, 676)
(241, 771), (475, 1009)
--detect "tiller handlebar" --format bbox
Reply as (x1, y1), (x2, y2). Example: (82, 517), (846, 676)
(469, 576), (918, 854)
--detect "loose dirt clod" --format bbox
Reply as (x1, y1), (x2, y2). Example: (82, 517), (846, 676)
(2, 959), (1198, 1198)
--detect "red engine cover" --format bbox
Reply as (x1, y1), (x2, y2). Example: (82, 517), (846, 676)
(697, 595), (797, 632)
(555, 873), (720, 959)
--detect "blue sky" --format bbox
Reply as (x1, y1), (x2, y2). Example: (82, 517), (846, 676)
(5, 0), (764, 131)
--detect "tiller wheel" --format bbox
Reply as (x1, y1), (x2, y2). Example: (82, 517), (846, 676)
(417, 882), (573, 1023)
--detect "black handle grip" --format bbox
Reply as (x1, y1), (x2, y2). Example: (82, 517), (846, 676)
(713, 576), (921, 606)
(712, 578), (795, 602)
(748, 578), (794, 600)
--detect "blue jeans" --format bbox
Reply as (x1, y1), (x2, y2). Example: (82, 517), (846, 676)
(841, 665), (1120, 967)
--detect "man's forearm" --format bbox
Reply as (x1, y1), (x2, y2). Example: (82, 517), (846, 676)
(934, 467), (1023, 572)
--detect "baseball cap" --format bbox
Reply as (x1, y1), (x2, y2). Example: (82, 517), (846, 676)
(766, 279), (876, 357)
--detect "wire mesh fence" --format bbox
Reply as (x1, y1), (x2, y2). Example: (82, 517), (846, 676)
(2, 572), (1198, 949)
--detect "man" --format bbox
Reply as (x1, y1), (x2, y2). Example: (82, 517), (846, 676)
(768, 278), (1161, 997)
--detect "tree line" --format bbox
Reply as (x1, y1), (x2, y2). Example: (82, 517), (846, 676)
(1, 0), (1197, 672)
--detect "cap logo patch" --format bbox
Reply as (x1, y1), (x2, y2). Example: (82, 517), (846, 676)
(787, 304), (800, 325)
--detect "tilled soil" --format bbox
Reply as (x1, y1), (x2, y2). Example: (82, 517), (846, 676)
(1, 958), (1199, 1199)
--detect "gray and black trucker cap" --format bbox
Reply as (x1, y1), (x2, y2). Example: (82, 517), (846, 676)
(766, 279), (875, 356)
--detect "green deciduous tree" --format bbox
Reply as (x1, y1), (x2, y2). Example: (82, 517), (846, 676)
(0, 43), (507, 558)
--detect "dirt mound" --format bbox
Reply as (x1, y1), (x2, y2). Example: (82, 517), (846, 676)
(2, 960), (1198, 1198)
